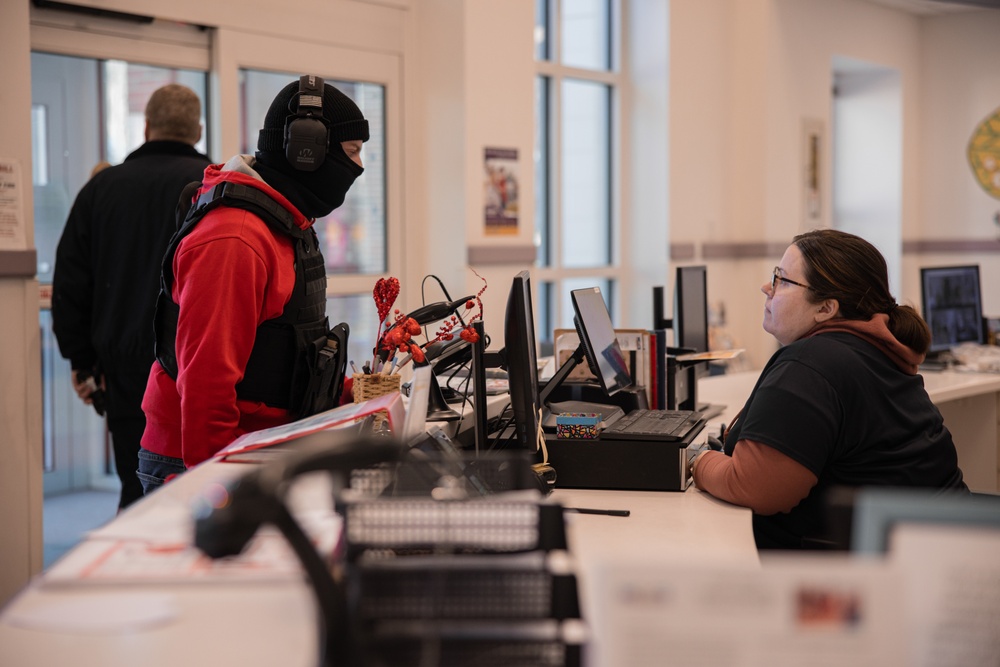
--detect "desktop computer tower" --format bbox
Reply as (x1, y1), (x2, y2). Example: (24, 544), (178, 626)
(544, 426), (703, 492)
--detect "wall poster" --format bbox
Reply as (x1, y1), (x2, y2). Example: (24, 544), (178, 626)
(801, 119), (823, 231)
(483, 147), (519, 235)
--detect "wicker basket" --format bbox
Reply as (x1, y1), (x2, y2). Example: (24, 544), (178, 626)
(352, 373), (402, 429)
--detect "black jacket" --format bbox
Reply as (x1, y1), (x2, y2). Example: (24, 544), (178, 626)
(52, 140), (211, 374)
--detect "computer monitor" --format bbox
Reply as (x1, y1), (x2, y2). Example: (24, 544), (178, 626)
(674, 265), (709, 353)
(504, 270), (541, 452)
(920, 265), (985, 354)
(570, 286), (632, 397)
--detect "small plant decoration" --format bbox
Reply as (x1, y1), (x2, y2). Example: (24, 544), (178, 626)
(371, 270), (487, 372)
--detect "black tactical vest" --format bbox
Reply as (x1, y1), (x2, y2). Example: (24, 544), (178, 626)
(153, 181), (329, 414)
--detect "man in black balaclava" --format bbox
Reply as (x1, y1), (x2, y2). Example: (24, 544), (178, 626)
(254, 77), (369, 218)
(138, 76), (369, 493)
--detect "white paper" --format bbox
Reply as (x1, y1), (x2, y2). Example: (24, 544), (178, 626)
(891, 524), (1000, 667)
(3, 592), (178, 634)
(589, 554), (904, 667)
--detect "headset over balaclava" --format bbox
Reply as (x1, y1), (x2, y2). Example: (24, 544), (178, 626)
(255, 76), (370, 219)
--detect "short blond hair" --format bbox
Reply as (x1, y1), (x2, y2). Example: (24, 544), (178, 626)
(145, 84), (201, 144)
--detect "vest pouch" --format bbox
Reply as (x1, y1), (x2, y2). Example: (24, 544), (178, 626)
(297, 321), (350, 418)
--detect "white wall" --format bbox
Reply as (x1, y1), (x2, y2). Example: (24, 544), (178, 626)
(669, 0), (1000, 368)
(413, 0), (537, 342)
(907, 10), (1000, 320)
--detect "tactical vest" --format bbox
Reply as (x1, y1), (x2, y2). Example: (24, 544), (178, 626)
(153, 180), (330, 415)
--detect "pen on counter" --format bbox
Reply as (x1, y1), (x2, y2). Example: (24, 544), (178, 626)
(564, 507), (630, 517)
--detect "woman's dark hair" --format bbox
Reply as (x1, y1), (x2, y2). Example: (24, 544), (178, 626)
(792, 229), (930, 355)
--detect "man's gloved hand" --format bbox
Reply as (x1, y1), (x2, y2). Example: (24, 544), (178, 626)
(73, 368), (106, 416)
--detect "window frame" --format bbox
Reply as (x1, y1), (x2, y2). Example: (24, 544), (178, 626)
(534, 0), (626, 334)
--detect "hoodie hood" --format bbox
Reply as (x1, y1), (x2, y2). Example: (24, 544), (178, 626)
(199, 155), (312, 231)
(805, 314), (924, 375)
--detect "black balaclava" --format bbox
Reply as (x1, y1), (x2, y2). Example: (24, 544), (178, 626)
(255, 78), (370, 219)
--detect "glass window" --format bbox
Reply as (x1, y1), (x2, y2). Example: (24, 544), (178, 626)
(534, 0), (619, 342)
(560, 78), (611, 268)
(560, 0), (612, 71)
(534, 0), (551, 61)
(534, 75), (551, 266)
(30, 52), (208, 283)
(239, 69), (387, 277)
(327, 294), (379, 377)
(103, 62), (208, 164)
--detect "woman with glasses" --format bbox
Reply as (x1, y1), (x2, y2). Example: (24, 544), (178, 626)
(690, 229), (968, 550)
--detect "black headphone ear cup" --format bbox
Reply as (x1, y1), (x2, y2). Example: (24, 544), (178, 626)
(284, 115), (328, 172)
(283, 75), (328, 172)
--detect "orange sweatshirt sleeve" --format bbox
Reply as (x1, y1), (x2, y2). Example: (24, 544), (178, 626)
(692, 440), (818, 515)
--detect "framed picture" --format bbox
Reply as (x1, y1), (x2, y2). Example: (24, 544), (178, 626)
(801, 118), (823, 230)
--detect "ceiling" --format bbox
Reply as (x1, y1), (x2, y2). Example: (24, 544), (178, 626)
(864, 0), (1000, 15)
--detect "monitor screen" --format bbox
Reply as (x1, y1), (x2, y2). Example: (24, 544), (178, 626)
(505, 271), (541, 451)
(570, 286), (632, 397)
(675, 265), (709, 353)
(920, 265), (984, 353)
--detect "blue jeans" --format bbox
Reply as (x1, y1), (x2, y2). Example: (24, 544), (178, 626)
(137, 448), (186, 495)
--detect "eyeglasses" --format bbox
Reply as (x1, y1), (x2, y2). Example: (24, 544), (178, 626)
(770, 266), (812, 292)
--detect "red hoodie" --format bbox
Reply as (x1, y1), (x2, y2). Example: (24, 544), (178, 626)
(141, 159), (313, 467)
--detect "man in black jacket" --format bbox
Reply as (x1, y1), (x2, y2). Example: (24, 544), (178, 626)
(52, 83), (211, 510)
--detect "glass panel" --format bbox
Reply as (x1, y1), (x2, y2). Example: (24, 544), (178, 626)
(534, 0), (550, 61)
(31, 53), (98, 283)
(534, 75), (550, 267)
(327, 294), (380, 374)
(239, 69), (387, 276)
(31, 105), (48, 186)
(560, 0), (611, 71)
(102, 62), (208, 165)
(31, 53), (208, 284)
(560, 79), (611, 268)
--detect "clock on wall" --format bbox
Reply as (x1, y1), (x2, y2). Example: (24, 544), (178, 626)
(968, 106), (1000, 200)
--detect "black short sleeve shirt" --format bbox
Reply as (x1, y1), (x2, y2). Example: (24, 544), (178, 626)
(725, 332), (967, 549)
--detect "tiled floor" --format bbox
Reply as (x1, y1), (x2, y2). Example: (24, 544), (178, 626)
(43, 490), (118, 569)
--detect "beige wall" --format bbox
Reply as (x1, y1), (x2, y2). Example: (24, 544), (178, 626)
(670, 0), (1000, 368)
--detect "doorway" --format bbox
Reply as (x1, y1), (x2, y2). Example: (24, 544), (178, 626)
(831, 57), (903, 295)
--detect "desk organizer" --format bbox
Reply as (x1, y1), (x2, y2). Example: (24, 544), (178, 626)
(555, 413), (601, 440)
(352, 372), (401, 428)
(338, 497), (583, 666)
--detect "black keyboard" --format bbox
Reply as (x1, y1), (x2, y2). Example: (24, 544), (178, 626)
(600, 409), (704, 442)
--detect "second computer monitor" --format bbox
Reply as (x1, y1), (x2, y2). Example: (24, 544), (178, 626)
(920, 264), (984, 354)
(674, 265), (709, 353)
(505, 270), (541, 452)
(570, 286), (632, 397)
